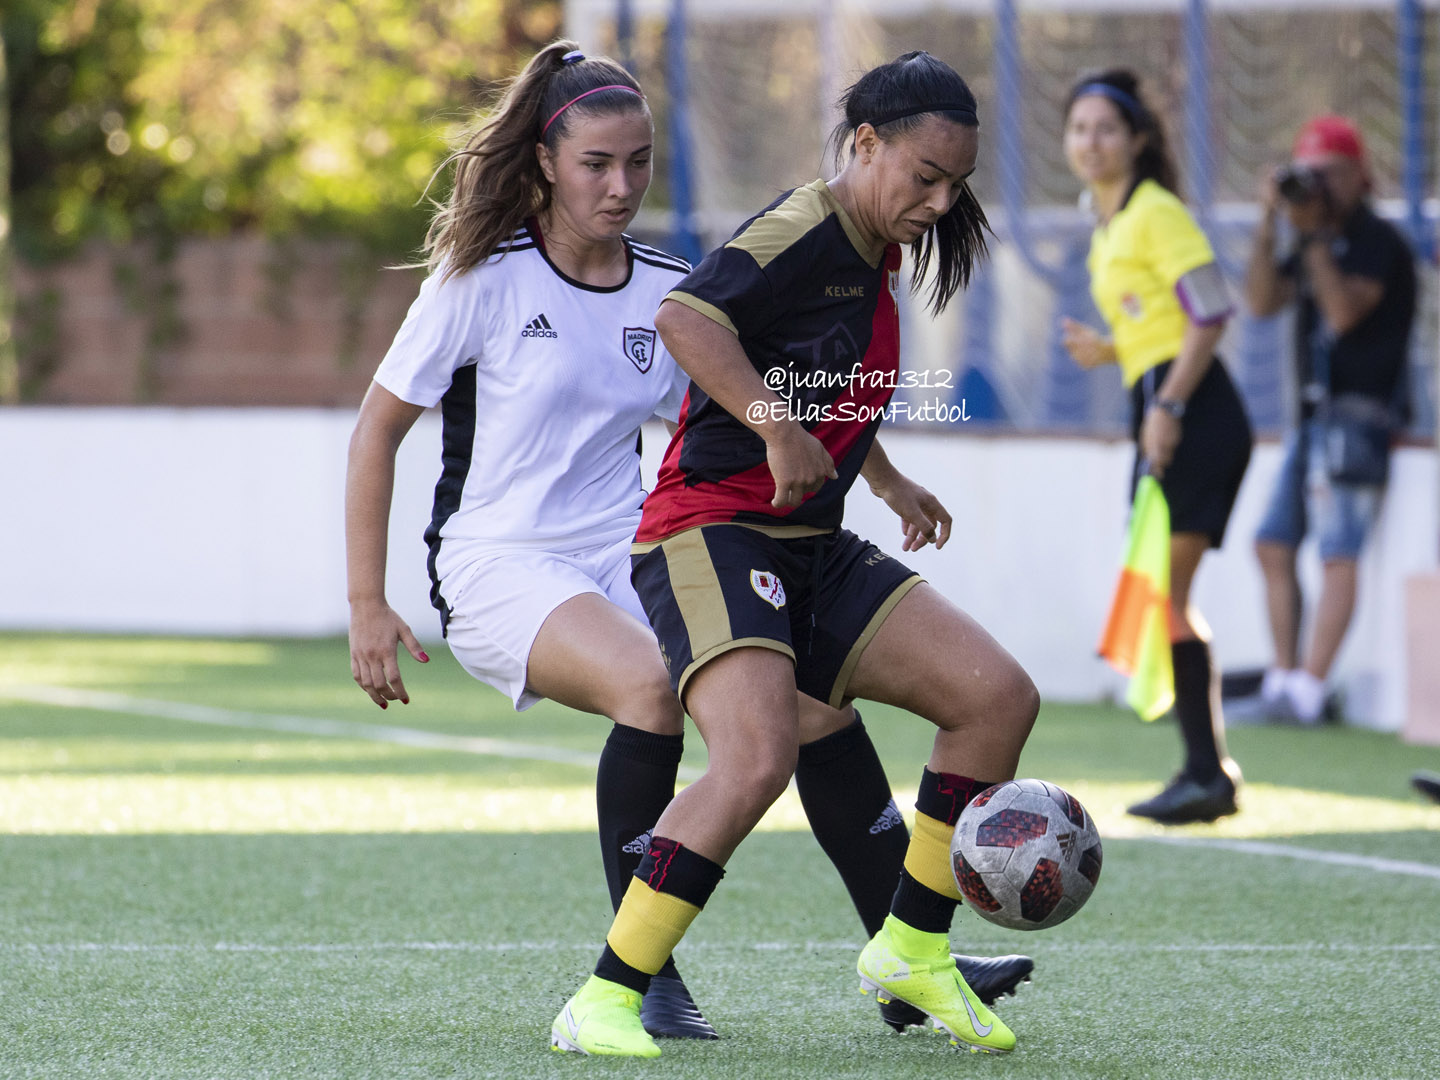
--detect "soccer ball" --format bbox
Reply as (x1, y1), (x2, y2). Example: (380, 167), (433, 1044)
(950, 779), (1102, 931)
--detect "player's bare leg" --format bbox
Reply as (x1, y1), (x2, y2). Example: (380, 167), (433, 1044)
(647, 647), (801, 864)
(528, 594), (717, 1038)
(847, 583), (1037, 1053)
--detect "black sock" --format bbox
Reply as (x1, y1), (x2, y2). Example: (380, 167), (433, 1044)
(1172, 639), (1224, 782)
(888, 768), (1003, 933)
(595, 942), (652, 995)
(594, 836), (726, 994)
(595, 723), (684, 980)
(795, 712), (907, 938)
(890, 868), (958, 933)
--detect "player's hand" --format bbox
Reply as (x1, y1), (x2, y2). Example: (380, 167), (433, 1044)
(872, 471), (952, 551)
(1140, 406), (1182, 478)
(349, 601), (428, 708)
(766, 424), (837, 509)
(1060, 318), (1115, 370)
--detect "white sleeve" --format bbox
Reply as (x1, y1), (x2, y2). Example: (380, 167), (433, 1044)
(372, 269), (487, 407)
(652, 353), (691, 424)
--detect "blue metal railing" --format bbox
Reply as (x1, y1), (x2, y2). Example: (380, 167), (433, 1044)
(644, 0), (1433, 436)
(665, 0), (704, 265)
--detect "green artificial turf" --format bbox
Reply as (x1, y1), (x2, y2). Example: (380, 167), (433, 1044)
(1, 633), (1437, 1079)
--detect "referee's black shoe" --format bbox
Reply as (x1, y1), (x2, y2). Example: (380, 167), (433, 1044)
(640, 975), (719, 1039)
(1413, 771), (1440, 805)
(1127, 759), (1242, 825)
(878, 953), (1035, 1033)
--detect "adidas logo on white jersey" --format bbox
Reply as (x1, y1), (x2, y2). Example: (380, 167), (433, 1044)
(869, 799), (905, 835)
(521, 313), (558, 338)
(622, 830), (652, 855)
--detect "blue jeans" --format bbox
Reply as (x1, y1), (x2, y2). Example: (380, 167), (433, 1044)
(1254, 420), (1385, 561)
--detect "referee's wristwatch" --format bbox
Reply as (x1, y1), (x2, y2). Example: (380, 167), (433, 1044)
(1154, 397), (1186, 420)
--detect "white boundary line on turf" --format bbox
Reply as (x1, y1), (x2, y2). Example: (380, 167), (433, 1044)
(7, 685), (1440, 882)
(1139, 836), (1440, 882)
(3, 941), (1437, 955)
(0, 684), (702, 781)
(2, 944), (1440, 961)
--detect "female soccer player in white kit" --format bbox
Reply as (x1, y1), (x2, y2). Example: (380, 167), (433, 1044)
(345, 41), (1031, 1041)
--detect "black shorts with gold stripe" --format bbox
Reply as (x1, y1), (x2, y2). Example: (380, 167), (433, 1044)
(630, 523), (922, 709)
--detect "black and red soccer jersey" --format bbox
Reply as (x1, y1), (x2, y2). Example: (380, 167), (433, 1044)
(636, 179), (903, 543)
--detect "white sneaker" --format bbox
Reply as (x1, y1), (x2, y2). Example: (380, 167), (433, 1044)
(1260, 667), (1292, 706)
(1284, 670), (1326, 725)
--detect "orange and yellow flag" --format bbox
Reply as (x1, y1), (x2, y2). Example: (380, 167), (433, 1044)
(1098, 475), (1174, 721)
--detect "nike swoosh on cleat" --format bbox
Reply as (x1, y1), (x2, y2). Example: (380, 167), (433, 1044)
(960, 992), (993, 1038)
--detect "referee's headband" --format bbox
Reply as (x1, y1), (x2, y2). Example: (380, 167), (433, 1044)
(867, 102), (978, 128)
(1073, 82), (1146, 123)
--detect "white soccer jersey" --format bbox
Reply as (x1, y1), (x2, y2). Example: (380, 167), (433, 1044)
(372, 224), (692, 594)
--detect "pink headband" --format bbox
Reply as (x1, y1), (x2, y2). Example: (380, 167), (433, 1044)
(541, 85), (644, 136)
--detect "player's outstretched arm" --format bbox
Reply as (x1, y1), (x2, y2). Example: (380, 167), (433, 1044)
(860, 438), (951, 552)
(346, 382), (428, 708)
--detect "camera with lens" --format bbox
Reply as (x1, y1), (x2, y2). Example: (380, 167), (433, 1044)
(1275, 163), (1326, 204)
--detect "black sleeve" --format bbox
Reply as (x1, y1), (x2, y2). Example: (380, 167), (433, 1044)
(666, 244), (779, 340)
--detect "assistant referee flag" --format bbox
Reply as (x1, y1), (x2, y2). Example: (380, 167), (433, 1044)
(1098, 475), (1174, 721)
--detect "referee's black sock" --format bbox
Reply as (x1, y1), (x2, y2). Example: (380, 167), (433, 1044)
(795, 711), (908, 938)
(1172, 638), (1225, 783)
(595, 722), (685, 980)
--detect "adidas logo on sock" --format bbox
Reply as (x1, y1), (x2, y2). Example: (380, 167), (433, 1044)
(521, 313), (558, 338)
(622, 830), (652, 855)
(869, 799), (905, 835)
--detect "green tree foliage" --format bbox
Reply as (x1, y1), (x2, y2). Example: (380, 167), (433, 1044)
(0, 21), (16, 403)
(4, 0), (563, 262)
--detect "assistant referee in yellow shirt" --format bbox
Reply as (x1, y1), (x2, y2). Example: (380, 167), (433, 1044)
(1060, 68), (1253, 825)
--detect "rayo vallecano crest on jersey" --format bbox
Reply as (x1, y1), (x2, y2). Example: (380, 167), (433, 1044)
(623, 327), (657, 373)
(750, 570), (786, 610)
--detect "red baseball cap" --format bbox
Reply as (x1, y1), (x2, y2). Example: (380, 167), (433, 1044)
(1293, 114), (1366, 165)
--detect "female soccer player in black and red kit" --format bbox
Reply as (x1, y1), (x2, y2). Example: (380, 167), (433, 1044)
(552, 52), (1039, 1059)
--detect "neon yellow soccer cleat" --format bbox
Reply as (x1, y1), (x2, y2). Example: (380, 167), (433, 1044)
(858, 916), (1017, 1054)
(551, 975), (662, 1058)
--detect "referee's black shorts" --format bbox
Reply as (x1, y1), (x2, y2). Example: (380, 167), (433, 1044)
(1129, 356), (1253, 548)
(630, 524), (921, 709)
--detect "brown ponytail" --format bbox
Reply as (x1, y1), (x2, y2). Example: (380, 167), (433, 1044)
(422, 40), (647, 280)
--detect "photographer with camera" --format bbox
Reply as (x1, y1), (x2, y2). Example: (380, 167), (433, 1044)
(1243, 114), (1416, 724)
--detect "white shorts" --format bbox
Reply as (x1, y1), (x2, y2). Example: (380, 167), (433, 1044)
(437, 533), (648, 711)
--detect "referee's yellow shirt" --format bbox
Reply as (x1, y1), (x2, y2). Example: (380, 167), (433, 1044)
(1086, 178), (1217, 388)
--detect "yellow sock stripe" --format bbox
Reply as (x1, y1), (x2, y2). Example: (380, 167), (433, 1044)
(903, 810), (964, 902)
(606, 877), (703, 975)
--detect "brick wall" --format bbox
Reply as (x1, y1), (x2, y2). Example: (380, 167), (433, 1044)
(14, 234), (424, 406)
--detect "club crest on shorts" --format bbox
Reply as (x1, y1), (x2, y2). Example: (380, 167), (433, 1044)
(750, 570), (786, 610)
(623, 327), (657, 373)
